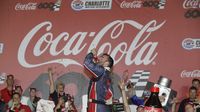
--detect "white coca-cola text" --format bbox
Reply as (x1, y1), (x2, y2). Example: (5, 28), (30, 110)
(183, 0), (200, 9)
(181, 70), (200, 78)
(18, 20), (165, 68)
(15, 3), (37, 10)
(120, 1), (142, 8)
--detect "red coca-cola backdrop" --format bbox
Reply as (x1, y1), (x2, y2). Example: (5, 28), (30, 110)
(0, 0), (200, 111)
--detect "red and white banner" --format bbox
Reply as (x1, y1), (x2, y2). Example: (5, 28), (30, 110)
(0, 0), (199, 111)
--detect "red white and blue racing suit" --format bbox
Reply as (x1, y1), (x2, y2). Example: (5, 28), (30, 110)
(84, 53), (113, 112)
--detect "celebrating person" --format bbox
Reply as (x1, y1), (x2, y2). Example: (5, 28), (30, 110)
(118, 70), (136, 112)
(84, 48), (114, 112)
(0, 74), (14, 104)
(118, 78), (131, 112)
(48, 68), (70, 105)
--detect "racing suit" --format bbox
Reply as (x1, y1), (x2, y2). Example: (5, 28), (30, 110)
(84, 52), (113, 112)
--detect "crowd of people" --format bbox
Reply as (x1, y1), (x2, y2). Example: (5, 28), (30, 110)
(0, 70), (77, 112)
(118, 76), (200, 112)
(0, 49), (199, 112)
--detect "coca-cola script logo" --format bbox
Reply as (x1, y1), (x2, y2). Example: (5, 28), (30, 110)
(18, 20), (166, 68)
(183, 0), (200, 9)
(181, 70), (200, 78)
(118, 0), (166, 9)
(120, 0), (142, 8)
(15, 3), (37, 10)
(15, 0), (62, 11)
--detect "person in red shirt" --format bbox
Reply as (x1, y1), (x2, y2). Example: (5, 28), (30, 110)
(8, 92), (31, 112)
(0, 74), (14, 103)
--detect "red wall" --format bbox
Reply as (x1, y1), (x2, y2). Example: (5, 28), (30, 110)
(0, 0), (199, 111)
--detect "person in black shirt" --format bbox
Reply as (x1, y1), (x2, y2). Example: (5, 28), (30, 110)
(192, 79), (200, 100)
(48, 68), (69, 105)
(178, 86), (198, 112)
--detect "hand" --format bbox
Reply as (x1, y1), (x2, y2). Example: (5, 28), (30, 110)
(194, 98), (200, 103)
(55, 104), (61, 110)
(11, 101), (20, 110)
(12, 101), (18, 108)
(170, 97), (179, 104)
(57, 98), (64, 106)
(126, 82), (136, 97)
(91, 48), (97, 56)
(122, 70), (129, 83)
(48, 67), (53, 74)
(118, 80), (125, 90)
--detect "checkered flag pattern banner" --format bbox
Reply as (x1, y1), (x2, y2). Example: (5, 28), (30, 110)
(53, 4), (61, 11)
(158, 0), (166, 9)
(129, 70), (150, 97)
(53, 0), (62, 11)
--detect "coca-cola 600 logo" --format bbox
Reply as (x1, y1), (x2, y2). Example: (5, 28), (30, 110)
(15, 0), (62, 11)
(181, 70), (200, 78)
(15, 3), (37, 10)
(143, 0), (166, 9)
(183, 0), (200, 18)
(37, 0), (62, 11)
(184, 9), (200, 18)
(18, 20), (166, 68)
(183, 0), (200, 9)
(118, 0), (166, 9)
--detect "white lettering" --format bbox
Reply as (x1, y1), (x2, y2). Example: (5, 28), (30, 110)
(18, 20), (166, 68)
(120, 1), (142, 8)
(15, 3), (37, 10)
(181, 70), (200, 78)
(183, 0), (200, 9)
(18, 21), (81, 68)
